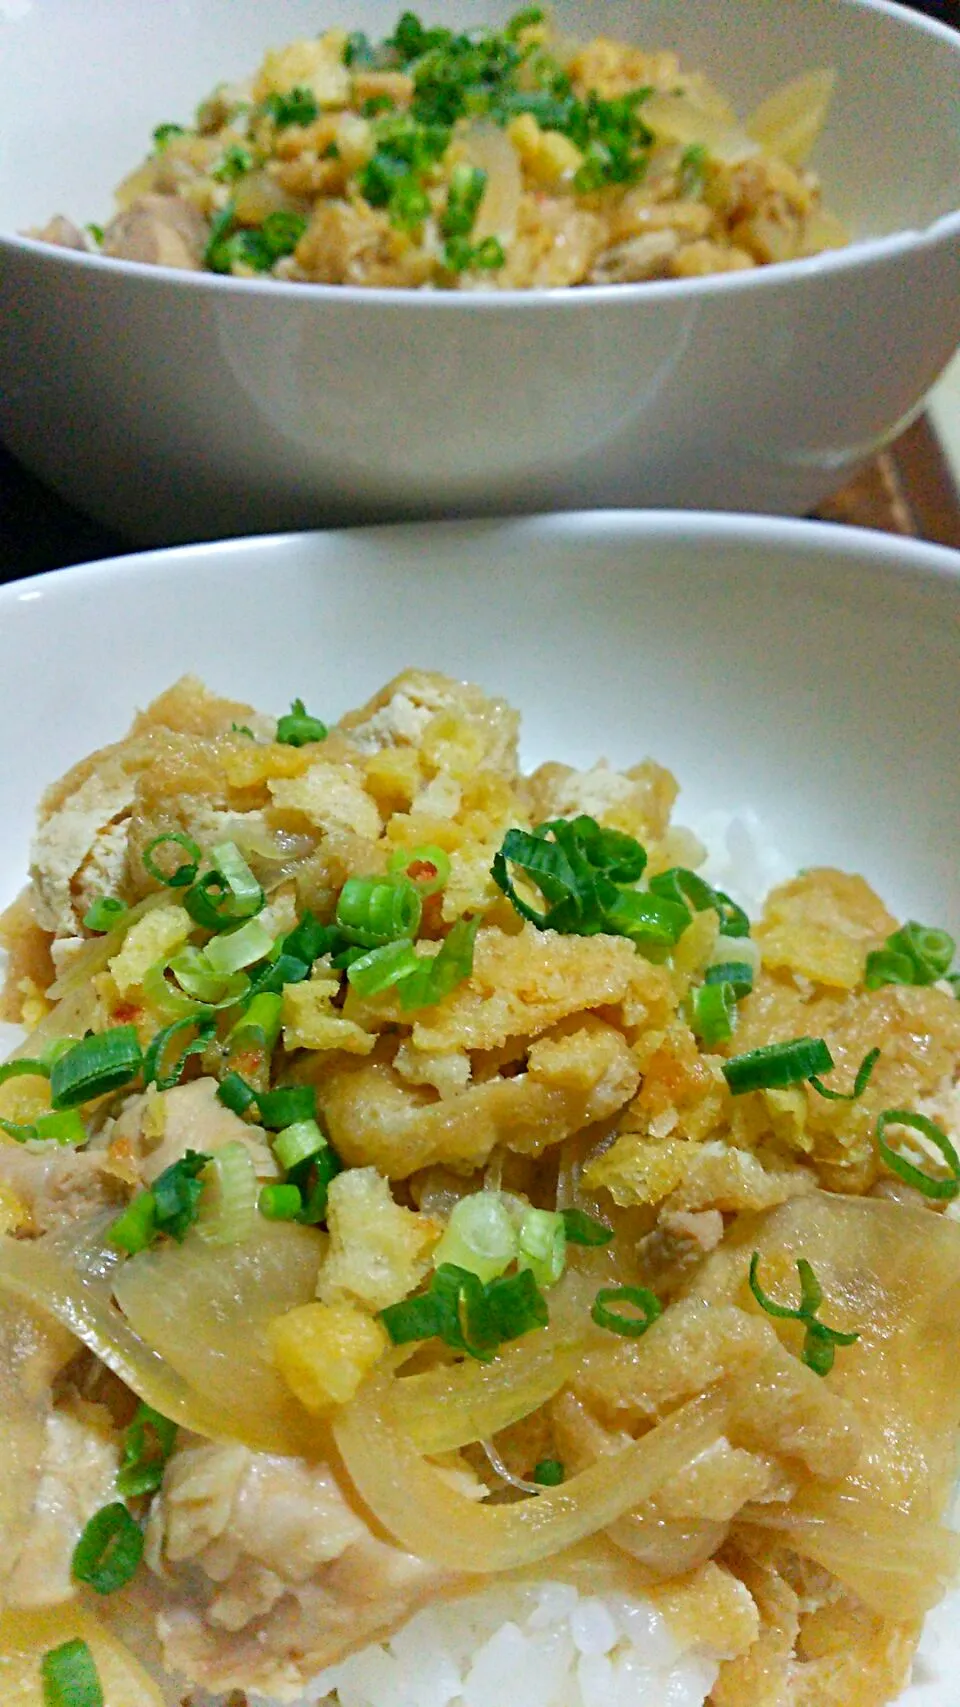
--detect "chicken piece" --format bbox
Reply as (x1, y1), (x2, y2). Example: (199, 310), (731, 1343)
(0, 1143), (125, 1233)
(101, 194), (208, 269)
(107, 1077), (277, 1187)
(6, 1402), (119, 1608)
(148, 1438), (463, 1699)
(29, 215), (94, 252)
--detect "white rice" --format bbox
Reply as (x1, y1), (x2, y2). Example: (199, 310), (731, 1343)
(270, 1580), (722, 1707)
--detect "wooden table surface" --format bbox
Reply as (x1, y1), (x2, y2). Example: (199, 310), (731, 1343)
(1, 417), (959, 583)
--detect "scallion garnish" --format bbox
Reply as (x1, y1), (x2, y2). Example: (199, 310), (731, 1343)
(195, 1141), (258, 1246)
(142, 832), (202, 889)
(212, 143), (255, 182)
(648, 867), (750, 938)
(41, 1639), (104, 1707)
(380, 1261), (548, 1362)
(336, 874), (423, 948)
(678, 141), (708, 198)
(257, 1084), (316, 1129)
(259, 1182), (304, 1221)
(82, 896), (128, 933)
(531, 1457), (565, 1486)
(0, 1056), (51, 1090)
(0, 1108), (87, 1146)
(276, 697), (328, 746)
(443, 234), (506, 273)
(876, 1108), (960, 1200)
(294, 1143), (342, 1224)
(493, 815), (687, 958)
(810, 1045), (880, 1102)
(722, 1036), (833, 1095)
(183, 840), (264, 932)
(560, 1207), (614, 1246)
(107, 1150), (212, 1254)
(517, 1207), (566, 1289)
(49, 1027), (143, 1110)
(72, 1501), (144, 1594)
(116, 1403), (177, 1499)
(272, 1117), (327, 1173)
(865, 920), (956, 990)
(388, 843), (451, 896)
(432, 1191), (519, 1283)
(142, 1016), (216, 1093)
(748, 1250), (860, 1376)
(217, 1070), (259, 1116)
(704, 959), (754, 999)
(263, 86), (320, 128)
(441, 162), (487, 239)
(687, 980), (736, 1047)
(346, 938), (420, 998)
(228, 991), (285, 1056)
(591, 1285), (662, 1337)
(152, 122), (185, 150)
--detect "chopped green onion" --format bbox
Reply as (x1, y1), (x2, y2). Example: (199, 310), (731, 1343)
(810, 1045), (880, 1103)
(72, 1501), (143, 1594)
(107, 1150), (212, 1254)
(41, 1639), (104, 1707)
(259, 1182), (304, 1221)
(336, 875), (423, 948)
(212, 143), (255, 182)
(195, 1141), (258, 1245)
(282, 911), (334, 965)
(204, 916), (275, 975)
(141, 962), (214, 1022)
(388, 844), (451, 896)
(257, 1084), (316, 1129)
(294, 1144), (342, 1224)
(0, 1057), (51, 1090)
(443, 234), (506, 272)
(116, 1404), (177, 1499)
(398, 916), (479, 1011)
(0, 1108), (88, 1145)
(217, 1071), (258, 1116)
(601, 889), (691, 957)
(167, 945), (250, 1006)
(106, 1191), (158, 1257)
(865, 920), (956, 990)
(228, 991), (285, 1054)
(142, 832), (202, 889)
(517, 1207), (566, 1289)
(441, 162), (487, 238)
(531, 1457), (565, 1486)
(263, 86), (320, 127)
(153, 122), (185, 149)
(560, 1207), (614, 1246)
(687, 980), (736, 1047)
(143, 1016), (216, 1093)
(50, 1026), (143, 1109)
(592, 1284), (662, 1337)
(82, 896), (128, 933)
(380, 1261), (548, 1362)
(648, 868), (750, 938)
(678, 141), (707, 197)
(276, 697), (328, 746)
(876, 1108), (960, 1200)
(704, 960), (754, 999)
(184, 840), (264, 931)
(432, 1191), (519, 1283)
(272, 1117), (327, 1172)
(346, 938), (420, 998)
(722, 1036), (833, 1096)
(748, 1250), (860, 1376)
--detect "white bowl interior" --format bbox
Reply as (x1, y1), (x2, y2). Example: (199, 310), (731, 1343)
(1, 0), (959, 241)
(0, 513), (957, 946)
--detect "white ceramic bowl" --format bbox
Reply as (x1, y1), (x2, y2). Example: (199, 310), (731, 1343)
(2, 0), (960, 543)
(0, 510), (958, 1701)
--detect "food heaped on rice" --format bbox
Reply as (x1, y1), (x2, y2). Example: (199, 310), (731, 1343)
(0, 669), (958, 1707)
(33, 10), (847, 289)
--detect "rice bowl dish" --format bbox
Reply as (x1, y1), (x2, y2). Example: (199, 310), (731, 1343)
(1, 655), (959, 1707)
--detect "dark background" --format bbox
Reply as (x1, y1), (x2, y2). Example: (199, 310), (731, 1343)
(1, 0), (958, 583)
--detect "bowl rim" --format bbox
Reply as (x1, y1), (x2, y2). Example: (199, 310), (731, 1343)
(3, 0), (960, 311)
(3, 509), (960, 605)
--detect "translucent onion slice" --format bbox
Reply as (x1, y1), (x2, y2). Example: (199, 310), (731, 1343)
(746, 68), (837, 167)
(0, 1604), (164, 1706)
(0, 1218), (323, 1457)
(387, 1325), (584, 1454)
(740, 1485), (960, 1620)
(642, 92), (760, 166)
(0, 1299), (67, 1606)
(334, 1371), (731, 1574)
(112, 1219), (325, 1455)
(459, 123), (522, 246)
(46, 891), (172, 1002)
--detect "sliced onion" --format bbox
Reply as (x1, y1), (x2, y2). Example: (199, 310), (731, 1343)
(334, 1371), (731, 1573)
(745, 68), (837, 167)
(459, 123), (522, 246)
(0, 1604), (165, 1705)
(0, 1217), (324, 1457)
(0, 1298), (66, 1604)
(642, 92), (760, 166)
(387, 1324), (585, 1454)
(46, 891), (173, 1001)
(740, 1485), (960, 1620)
